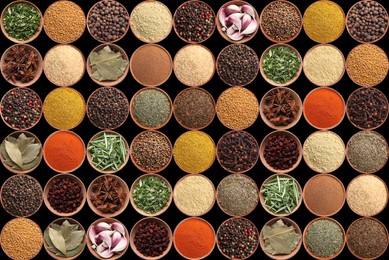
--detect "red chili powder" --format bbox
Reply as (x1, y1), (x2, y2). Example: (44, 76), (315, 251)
(304, 88), (344, 128)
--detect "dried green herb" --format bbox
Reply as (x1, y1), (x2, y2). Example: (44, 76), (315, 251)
(90, 46), (129, 81)
(263, 46), (300, 84)
(263, 219), (301, 255)
(44, 220), (85, 258)
(0, 133), (41, 170)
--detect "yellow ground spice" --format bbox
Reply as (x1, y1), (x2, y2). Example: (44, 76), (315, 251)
(303, 1), (345, 43)
(173, 131), (215, 173)
(44, 1), (86, 43)
(1, 218), (43, 260)
(43, 87), (85, 130)
(346, 44), (388, 87)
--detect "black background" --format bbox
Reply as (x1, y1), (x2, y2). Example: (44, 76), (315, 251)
(0, 0), (389, 259)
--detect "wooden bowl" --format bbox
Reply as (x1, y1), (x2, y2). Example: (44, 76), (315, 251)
(346, 0), (389, 44)
(0, 130), (42, 174)
(259, 217), (302, 260)
(86, 130), (130, 174)
(259, 87), (303, 130)
(87, 174), (130, 218)
(86, 218), (129, 260)
(86, 0), (129, 44)
(259, 130), (302, 174)
(130, 87), (173, 130)
(303, 217), (345, 259)
(260, 0), (302, 43)
(259, 173), (303, 217)
(43, 173), (86, 217)
(0, 44), (43, 87)
(0, 0), (43, 43)
(130, 173), (172, 217)
(130, 217), (173, 260)
(260, 44), (302, 87)
(86, 44), (129, 87)
(43, 217), (86, 260)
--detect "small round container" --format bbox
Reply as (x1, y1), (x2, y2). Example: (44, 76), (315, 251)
(130, 217), (173, 260)
(43, 173), (86, 217)
(0, 0), (43, 43)
(259, 130), (302, 173)
(259, 217), (302, 260)
(87, 174), (130, 218)
(0, 44), (43, 87)
(216, 1), (259, 43)
(259, 173), (303, 217)
(0, 130), (42, 174)
(86, 130), (129, 174)
(43, 217), (86, 260)
(86, 43), (129, 87)
(86, 218), (129, 260)
(130, 173), (172, 217)
(303, 217), (345, 260)
(260, 87), (303, 130)
(260, 44), (303, 87)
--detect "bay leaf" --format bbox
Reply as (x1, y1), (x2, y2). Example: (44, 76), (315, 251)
(61, 220), (72, 240)
(66, 243), (85, 257)
(5, 140), (23, 169)
(7, 136), (17, 144)
(269, 236), (292, 255)
(96, 63), (119, 81)
(21, 156), (41, 170)
(49, 227), (67, 257)
(17, 133), (34, 153)
(66, 230), (85, 251)
(45, 228), (65, 257)
(22, 143), (41, 164)
(264, 243), (275, 255)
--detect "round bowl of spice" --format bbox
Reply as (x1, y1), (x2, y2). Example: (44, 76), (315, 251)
(0, 43), (43, 87)
(346, 43), (389, 87)
(174, 174), (215, 217)
(87, 0), (130, 43)
(216, 1), (259, 43)
(86, 44), (129, 87)
(346, 87), (389, 130)
(303, 0), (345, 43)
(259, 217), (302, 259)
(0, 87), (42, 130)
(303, 130), (346, 173)
(1, 0), (43, 43)
(260, 131), (302, 173)
(260, 44), (302, 87)
(260, 0), (302, 43)
(1, 174), (43, 217)
(260, 87), (302, 130)
(173, 0), (215, 43)
(216, 217), (259, 259)
(87, 174), (129, 218)
(0, 217), (43, 260)
(259, 173), (302, 217)
(346, 130), (388, 174)
(174, 217), (215, 259)
(43, 173), (86, 217)
(173, 87), (215, 130)
(346, 174), (388, 217)
(346, 0), (389, 43)
(173, 44), (215, 87)
(0, 130), (42, 174)
(130, 43), (172, 87)
(303, 217), (345, 259)
(130, 173), (172, 217)
(346, 217), (389, 260)
(303, 174), (346, 217)
(43, 218), (86, 260)
(216, 44), (259, 87)
(43, 130), (86, 173)
(303, 87), (345, 130)
(130, 217), (172, 259)
(86, 218), (129, 259)
(173, 131), (216, 174)
(216, 173), (259, 217)
(43, 44), (86, 87)
(303, 44), (345, 87)
(86, 130), (129, 174)
(130, 0), (172, 43)
(130, 87), (172, 130)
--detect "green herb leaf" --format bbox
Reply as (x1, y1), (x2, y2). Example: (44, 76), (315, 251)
(5, 140), (23, 169)
(90, 46), (128, 82)
(49, 227), (67, 257)
(22, 143), (40, 164)
(66, 230), (85, 251)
